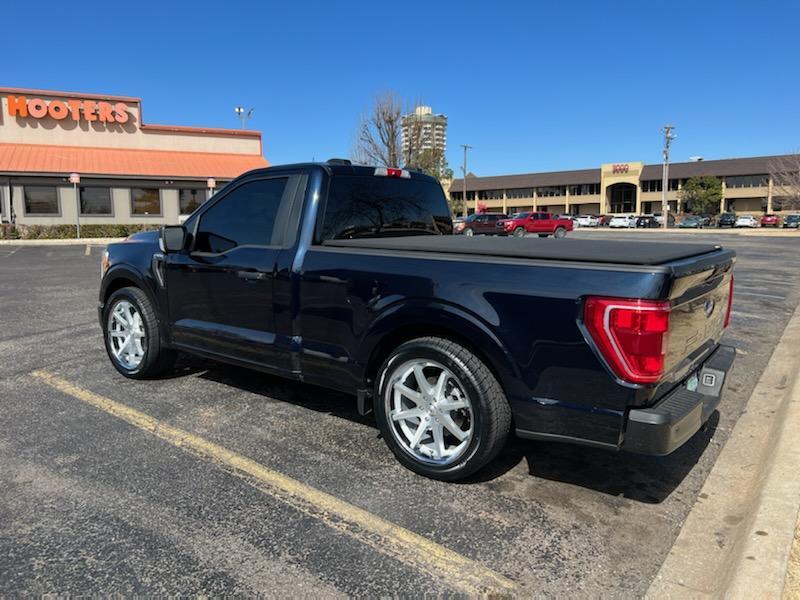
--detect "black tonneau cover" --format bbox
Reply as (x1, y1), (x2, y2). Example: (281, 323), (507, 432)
(323, 236), (723, 266)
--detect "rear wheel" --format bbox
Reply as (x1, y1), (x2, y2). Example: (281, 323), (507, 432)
(374, 337), (511, 481)
(553, 227), (567, 238)
(513, 227), (526, 237)
(103, 286), (175, 379)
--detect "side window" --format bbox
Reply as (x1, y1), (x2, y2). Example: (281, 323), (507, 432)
(194, 178), (288, 254)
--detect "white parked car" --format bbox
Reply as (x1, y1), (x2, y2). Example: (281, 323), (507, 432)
(735, 214), (759, 228)
(576, 215), (600, 227)
(609, 215), (636, 228)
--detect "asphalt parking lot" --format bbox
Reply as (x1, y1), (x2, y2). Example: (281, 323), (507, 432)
(2, 233), (799, 596)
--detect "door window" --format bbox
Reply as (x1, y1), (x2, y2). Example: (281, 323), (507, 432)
(194, 178), (288, 254)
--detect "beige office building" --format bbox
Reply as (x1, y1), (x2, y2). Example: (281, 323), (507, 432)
(0, 87), (268, 227)
(450, 155), (795, 216)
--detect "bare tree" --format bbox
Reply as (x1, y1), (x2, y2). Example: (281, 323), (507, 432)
(353, 92), (403, 168)
(769, 154), (800, 211)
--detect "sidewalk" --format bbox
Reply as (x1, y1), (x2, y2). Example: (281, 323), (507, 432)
(649, 304), (800, 598)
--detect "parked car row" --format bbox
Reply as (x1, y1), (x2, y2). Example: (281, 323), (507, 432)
(453, 212), (574, 237)
(714, 212), (800, 228)
(453, 211), (800, 234)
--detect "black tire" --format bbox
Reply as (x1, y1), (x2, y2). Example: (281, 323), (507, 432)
(464, 227), (474, 237)
(513, 227), (526, 238)
(103, 286), (176, 379)
(553, 227), (567, 238)
(374, 336), (512, 481)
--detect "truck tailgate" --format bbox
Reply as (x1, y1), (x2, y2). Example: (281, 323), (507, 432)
(659, 249), (735, 392)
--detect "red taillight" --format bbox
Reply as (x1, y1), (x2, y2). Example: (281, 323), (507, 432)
(724, 275), (734, 328)
(584, 297), (672, 384)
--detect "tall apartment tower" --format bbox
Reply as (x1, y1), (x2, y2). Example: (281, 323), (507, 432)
(401, 105), (448, 167)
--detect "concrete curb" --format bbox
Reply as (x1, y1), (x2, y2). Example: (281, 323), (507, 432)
(725, 366), (800, 597)
(648, 304), (800, 597)
(0, 237), (124, 246)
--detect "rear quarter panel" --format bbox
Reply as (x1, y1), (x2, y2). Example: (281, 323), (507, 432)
(297, 247), (673, 446)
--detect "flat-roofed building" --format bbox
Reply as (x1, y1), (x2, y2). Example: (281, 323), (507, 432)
(0, 87), (268, 227)
(449, 155), (796, 216)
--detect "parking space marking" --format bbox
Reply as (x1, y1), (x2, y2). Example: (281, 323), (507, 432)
(30, 369), (516, 595)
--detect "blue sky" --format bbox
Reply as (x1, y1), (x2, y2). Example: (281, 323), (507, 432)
(2, 1), (798, 175)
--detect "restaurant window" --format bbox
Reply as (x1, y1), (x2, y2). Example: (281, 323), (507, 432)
(179, 189), (205, 215)
(80, 187), (112, 215)
(131, 188), (161, 216)
(24, 186), (60, 215)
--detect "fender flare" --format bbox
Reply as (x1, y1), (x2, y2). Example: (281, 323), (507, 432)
(100, 264), (166, 341)
(357, 299), (523, 398)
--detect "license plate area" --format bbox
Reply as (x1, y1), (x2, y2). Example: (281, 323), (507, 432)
(686, 366), (726, 397)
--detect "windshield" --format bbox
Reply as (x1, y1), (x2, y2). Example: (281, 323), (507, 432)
(511, 212), (530, 219)
(321, 175), (453, 240)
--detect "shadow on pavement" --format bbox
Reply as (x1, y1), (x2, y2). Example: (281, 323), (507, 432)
(181, 354), (716, 504)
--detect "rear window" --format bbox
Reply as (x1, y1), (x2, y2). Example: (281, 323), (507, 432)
(321, 176), (452, 240)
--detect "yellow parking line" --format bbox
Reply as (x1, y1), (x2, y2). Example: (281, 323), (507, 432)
(31, 370), (516, 595)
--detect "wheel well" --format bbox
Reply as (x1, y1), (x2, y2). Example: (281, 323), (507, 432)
(103, 277), (139, 303)
(364, 324), (508, 396)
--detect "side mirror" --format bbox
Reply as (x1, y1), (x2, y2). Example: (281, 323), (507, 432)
(160, 225), (186, 253)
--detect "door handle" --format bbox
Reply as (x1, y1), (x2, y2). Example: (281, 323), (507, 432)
(237, 271), (267, 282)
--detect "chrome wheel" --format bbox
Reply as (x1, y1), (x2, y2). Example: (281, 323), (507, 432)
(464, 228), (474, 237)
(513, 227), (525, 237)
(107, 299), (146, 370)
(384, 359), (474, 466)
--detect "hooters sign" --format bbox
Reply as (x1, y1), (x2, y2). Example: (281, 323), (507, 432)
(6, 94), (130, 125)
(612, 163), (630, 174)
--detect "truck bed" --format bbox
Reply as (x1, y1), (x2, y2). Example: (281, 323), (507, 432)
(323, 236), (723, 266)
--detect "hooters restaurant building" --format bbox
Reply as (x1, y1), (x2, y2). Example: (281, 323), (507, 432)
(0, 87), (268, 226)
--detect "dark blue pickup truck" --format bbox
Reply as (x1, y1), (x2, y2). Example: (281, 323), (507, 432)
(98, 161), (735, 480)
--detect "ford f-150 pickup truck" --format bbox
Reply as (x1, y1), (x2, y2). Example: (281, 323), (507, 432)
(99, 161), (735, 480)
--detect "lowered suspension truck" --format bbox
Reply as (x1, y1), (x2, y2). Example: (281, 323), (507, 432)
(99, 161), (735, 481)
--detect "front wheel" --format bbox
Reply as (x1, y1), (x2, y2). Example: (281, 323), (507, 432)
(464, 227), (474, 237)
(374, 337), (511, 481)
(553, 227), (567, 238)
(103, 286), (175, 379)
(513, 227), (526, 237)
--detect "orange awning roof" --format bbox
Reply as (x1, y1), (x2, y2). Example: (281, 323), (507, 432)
(0, 143), (269, 179)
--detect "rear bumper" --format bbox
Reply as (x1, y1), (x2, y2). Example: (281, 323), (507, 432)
(622, 344), (735, 455)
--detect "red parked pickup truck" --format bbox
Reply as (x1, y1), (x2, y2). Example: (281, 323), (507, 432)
(498, 211), (574, 238)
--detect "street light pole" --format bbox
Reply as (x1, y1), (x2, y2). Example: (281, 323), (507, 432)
(460, 143), (473, 217)
(69, 172), (81, 238)
(234, 106), (254, 129)
(661, 125), (676, 230)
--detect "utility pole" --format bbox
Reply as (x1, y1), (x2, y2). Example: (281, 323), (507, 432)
(461, 143), (473, 217)
(661, 125), (676, 229)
